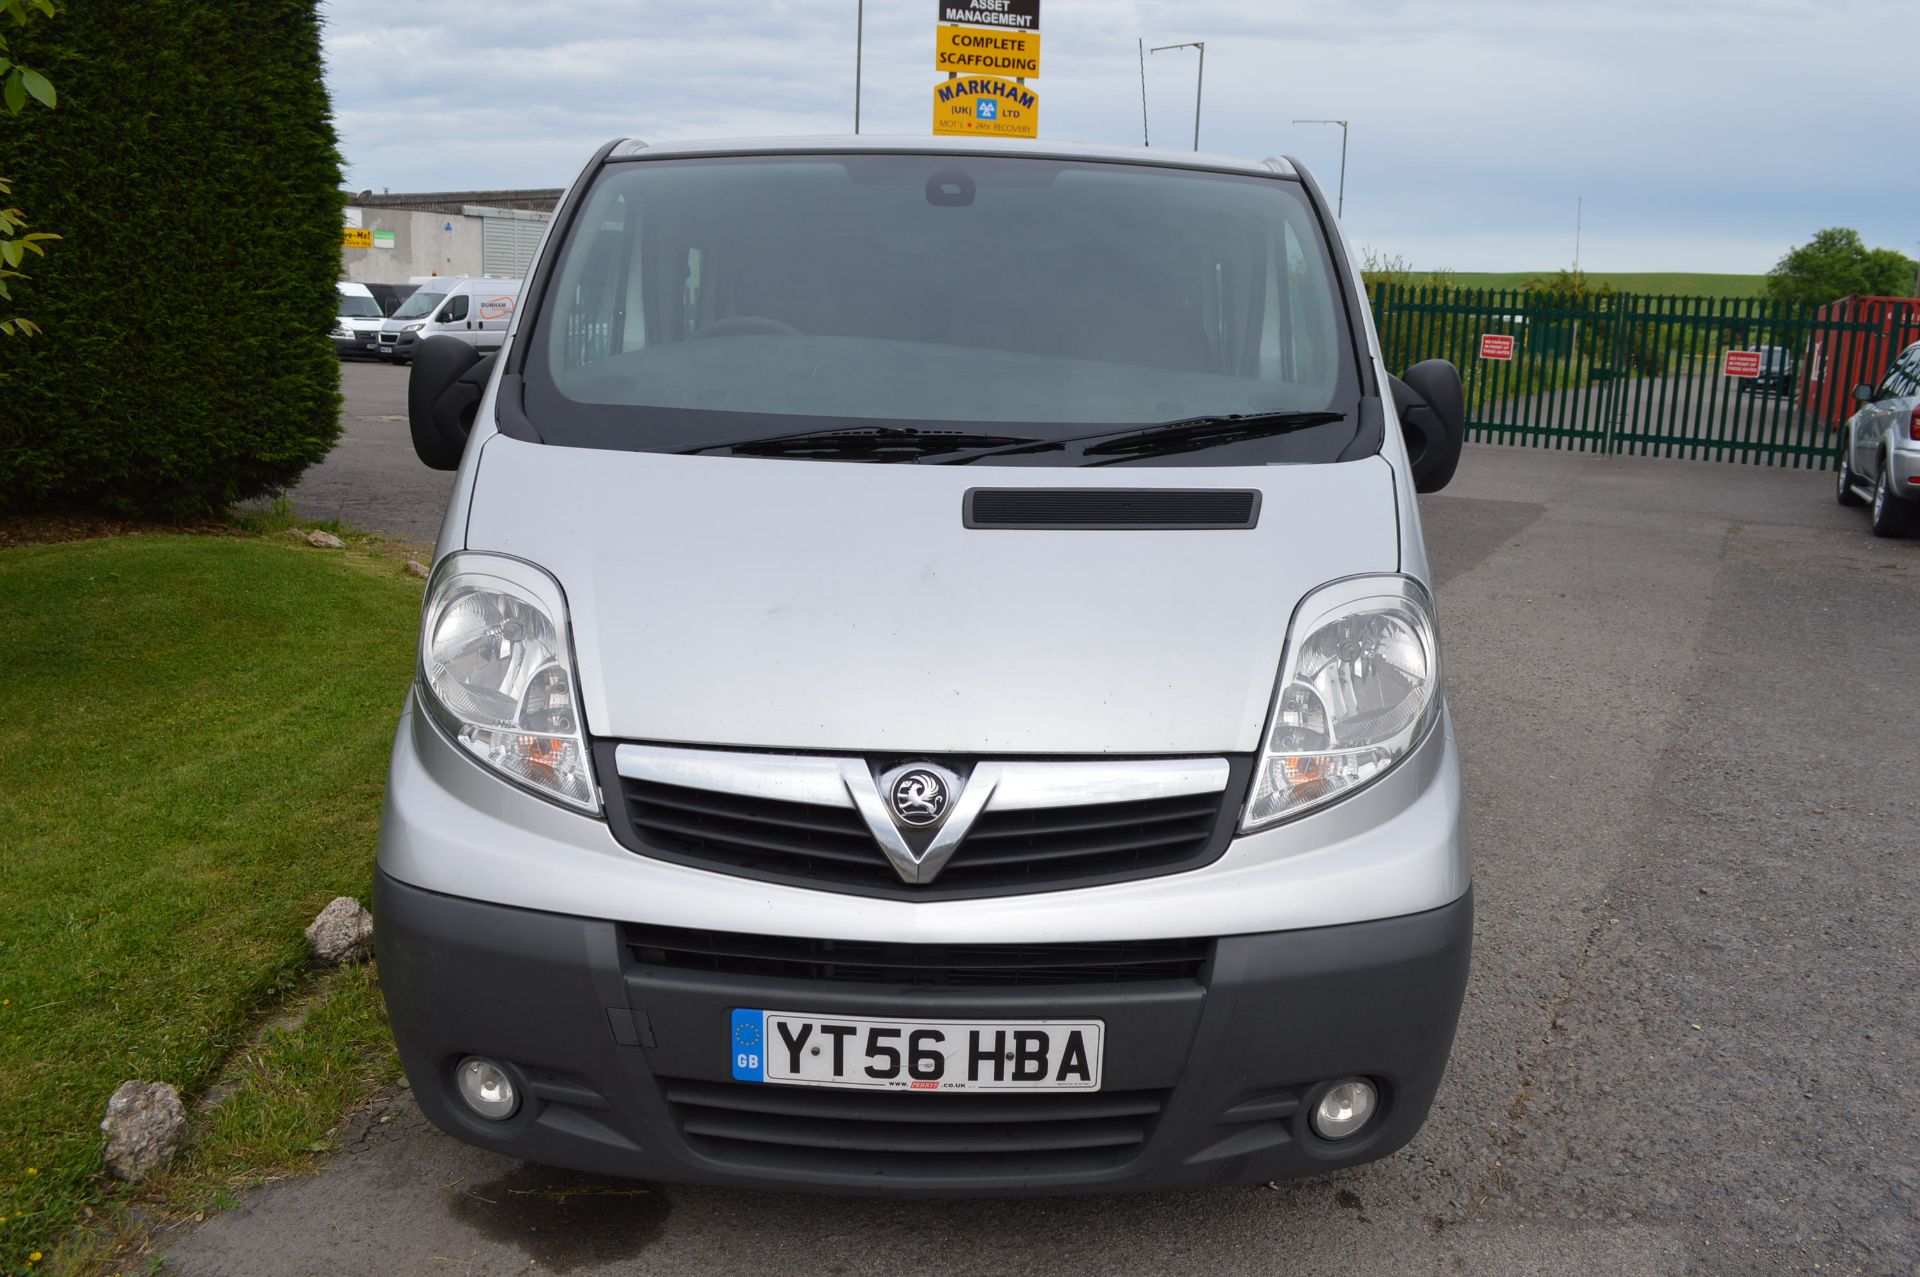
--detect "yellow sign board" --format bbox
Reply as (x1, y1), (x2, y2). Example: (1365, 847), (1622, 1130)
(342, 227), (373, 249)
(932, 75), (1039, 139)
(935, 24), (1040, 76)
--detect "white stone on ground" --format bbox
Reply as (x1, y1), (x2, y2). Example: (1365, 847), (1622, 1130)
(101, 1081), (187, 1182)
(304, 896), (374, 966)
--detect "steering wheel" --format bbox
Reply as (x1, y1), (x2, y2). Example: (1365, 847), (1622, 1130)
(690, 315), (802, 339)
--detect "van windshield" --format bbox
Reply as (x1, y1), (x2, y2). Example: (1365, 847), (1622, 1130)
(393, 289), (447, 321)
(337, 294), (382, 318)
(522, 153), (1364, 464)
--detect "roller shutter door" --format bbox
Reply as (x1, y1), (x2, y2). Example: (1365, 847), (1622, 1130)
(481, 215), (546, 278)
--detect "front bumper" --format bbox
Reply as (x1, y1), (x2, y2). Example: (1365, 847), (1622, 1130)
(376, 331), (418, 360)
(375, 870), (1471, 1194)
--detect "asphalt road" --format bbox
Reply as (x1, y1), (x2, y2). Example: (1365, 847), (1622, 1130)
(288, 360), (456, 545)
(187, 370), (1920, 1275)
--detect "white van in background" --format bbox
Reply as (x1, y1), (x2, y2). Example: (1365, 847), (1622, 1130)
(332, 281), (385, 357)
(373, 276), (522, 364)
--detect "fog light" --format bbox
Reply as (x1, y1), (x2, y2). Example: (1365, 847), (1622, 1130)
(1310, 1079), (1377, 1140)
(455, 1056), (519, 1120)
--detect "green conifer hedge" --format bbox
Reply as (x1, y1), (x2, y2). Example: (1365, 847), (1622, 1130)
(0, 0), (343, 517)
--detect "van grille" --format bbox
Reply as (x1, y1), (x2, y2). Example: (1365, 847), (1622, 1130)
(659, 1077), (1166, 1179)
(624, 926), (1210, 987)
(608, 766), (1241, 899)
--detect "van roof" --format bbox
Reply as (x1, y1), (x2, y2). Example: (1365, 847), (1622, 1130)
(605, 135), (1297, 180)
(406, 276), (523, 289)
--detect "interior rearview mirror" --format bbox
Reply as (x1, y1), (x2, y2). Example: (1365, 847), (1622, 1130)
(1391, 360), (1465, 493)
(1853, 383), (1875, 403)
(408, 336), (495, 471)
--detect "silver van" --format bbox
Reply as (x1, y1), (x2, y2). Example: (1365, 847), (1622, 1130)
(374, 275), (522, 365)
(379, 136), (1471, 1194)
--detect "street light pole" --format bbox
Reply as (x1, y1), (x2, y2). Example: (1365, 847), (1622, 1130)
(1150, 41), (1205, 151)
(1291, 118), (1349, 217)
(854, 0), (864, 134)
(1137, 38), (1149, 146)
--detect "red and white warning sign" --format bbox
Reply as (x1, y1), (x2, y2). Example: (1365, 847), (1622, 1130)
(1478, 333), (1516, 361)
(1722, 350), (1762, 378)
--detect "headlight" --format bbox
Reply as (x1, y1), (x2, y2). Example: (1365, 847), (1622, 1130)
(402, 322), (423, 332)
(417, 554), (599, 813)
(1242, 574), (1440, 831)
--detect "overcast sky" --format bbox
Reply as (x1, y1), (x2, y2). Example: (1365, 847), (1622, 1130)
(320, 0), (1914, 274)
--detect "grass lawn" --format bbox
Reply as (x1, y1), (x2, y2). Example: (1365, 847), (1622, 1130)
(1448, 271), (1769, 299)
(0, 533), (421, 1272)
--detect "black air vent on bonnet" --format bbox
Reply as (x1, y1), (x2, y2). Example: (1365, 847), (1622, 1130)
(963, 488), (1261, 530)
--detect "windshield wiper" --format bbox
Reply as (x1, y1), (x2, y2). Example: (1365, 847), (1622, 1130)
(677, 425), (1041, 461)
(938, 410), (1348, 466)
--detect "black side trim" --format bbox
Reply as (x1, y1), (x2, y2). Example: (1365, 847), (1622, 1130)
(494, 372), (541, 442)
(963, 488), (1260, 530)
(623, 926), (1212, 987)
(1337, 396), (1387, 462)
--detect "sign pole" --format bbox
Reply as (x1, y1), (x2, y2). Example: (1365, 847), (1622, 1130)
(1192, 41), (1204, 151)
(1137, 39), (1149, 146)
(1292, 119), (1349, 217)
(854, 0), (864, 134)
(1338, 122), (1347, 216)
(1150, 41), (1205, 152)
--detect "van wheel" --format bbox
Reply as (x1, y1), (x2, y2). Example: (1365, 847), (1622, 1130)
(1869, 466), (1913, 537)
(1836, 440), (1865, 507)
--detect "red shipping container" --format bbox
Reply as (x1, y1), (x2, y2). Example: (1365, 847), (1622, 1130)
(1802, 295), (1920, 431)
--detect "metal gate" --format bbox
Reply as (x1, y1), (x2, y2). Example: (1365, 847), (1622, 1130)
(1369, 285), (1920, 469)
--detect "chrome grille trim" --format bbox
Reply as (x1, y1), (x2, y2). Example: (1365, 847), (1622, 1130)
(612, 744), (1231, 887)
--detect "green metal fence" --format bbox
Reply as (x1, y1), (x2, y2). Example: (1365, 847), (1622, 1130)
(1368, 285), (1920, 469)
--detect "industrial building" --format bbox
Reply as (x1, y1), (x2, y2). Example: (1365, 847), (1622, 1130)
(340, 188), (561, 285)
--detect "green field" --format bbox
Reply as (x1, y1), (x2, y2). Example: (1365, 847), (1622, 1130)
(1449, 272), (1768, 298)
(0, 534), (419, 1272)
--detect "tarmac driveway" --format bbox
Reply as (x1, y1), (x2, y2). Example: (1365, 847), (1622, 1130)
(209, 382), (1920, 1276)
(289, 361), (456, 545)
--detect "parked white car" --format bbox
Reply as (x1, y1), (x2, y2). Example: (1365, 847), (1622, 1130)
(1836, 340), (1920, 537)
(372, 276), (522, 365)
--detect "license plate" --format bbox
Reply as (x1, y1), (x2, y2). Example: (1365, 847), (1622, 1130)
(730, 1009), (1103, 1092)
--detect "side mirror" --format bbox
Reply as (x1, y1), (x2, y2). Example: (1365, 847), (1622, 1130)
(408, 336), (496, 470)
(1853, 383), (1875, 403)
(1391, 359), (1465, 493)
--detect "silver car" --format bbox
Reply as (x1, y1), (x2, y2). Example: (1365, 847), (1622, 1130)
(379, 136), (1472, 1194)
(1837, 340), (1920, 537)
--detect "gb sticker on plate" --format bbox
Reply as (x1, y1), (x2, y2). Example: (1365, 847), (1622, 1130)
(730, 1008), (766, 1081)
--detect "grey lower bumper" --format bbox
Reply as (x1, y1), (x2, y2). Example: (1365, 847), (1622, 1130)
(375, 870), (1472, 1195)
(1890, 445), (1920, 493)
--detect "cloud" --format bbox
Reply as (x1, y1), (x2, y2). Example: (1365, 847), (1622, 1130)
(321, 0), (1913, 272)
